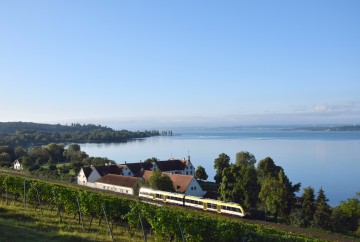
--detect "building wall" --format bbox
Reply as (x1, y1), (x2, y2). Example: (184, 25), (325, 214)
(94, 182), (134, 195)
(121, 166), (134, 176)
(13, 161), (22, 170)
(77, 169), (88, 185)
(184, 178), (205, 197)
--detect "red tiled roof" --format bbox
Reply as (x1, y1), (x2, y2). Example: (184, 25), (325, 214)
(95, 174), (141, 188)
(142, 171), (193, 193)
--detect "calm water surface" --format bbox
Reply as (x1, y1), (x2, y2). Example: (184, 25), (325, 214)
(80, 129), (360, 206)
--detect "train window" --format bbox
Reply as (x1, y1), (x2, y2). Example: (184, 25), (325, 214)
(221, 205), (226, 210)
(199, 202), (203, 205)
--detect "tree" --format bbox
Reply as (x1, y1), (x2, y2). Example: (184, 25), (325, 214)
(235, 151), (256, 168)
(195, 166), (208, 181)
(278, 168), (301, 216)
(213, 153), (230, 183)
(14, 146), (27, 159)
(301, 187), (316, 227)
(256, 157), (281, 182)
(46, 143), (65, 163)
(219, 164), (259, 209)
(259, 176), (283, 219)
(148, 169), (175, 192)
(313, 187), (332, 229)
(144, 157), (158, 164)
(331, 194), (360, 232)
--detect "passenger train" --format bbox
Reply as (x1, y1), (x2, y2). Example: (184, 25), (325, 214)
(139, 187), (246, 217)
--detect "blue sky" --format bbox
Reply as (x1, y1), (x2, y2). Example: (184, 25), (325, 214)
(1, 1), (359, 128)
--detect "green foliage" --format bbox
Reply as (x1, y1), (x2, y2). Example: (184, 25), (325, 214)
(331, 195), (360, 232)
(147, 169), (175, 192)
(235, 151), (256, 168)
(195, 165), (208, 181)
(256, 157), (281, 182)
(301, 186), (316, 227)
(0, 122), (160, 147)
(219, 163), (259, 210)
(213, 153), (230, 183)
(257, 157), (300, 221)
(313, 187), (332, 230)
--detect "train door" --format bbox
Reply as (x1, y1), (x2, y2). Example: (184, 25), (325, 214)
(217, 204), (221, 213)
(152, 193), (156, 200)
(163, 195), (167, 202)
(203, 202), (208, 210)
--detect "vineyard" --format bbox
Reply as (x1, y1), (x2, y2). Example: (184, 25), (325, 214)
(0, 172), (324, 242)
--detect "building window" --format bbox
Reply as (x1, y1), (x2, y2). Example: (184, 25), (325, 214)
(194, 187), (197, 190)
(128, 172), (131, 175)
(186, 171), (188, 175)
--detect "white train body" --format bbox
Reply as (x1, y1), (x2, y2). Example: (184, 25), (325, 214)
(139, 187), (245, 217)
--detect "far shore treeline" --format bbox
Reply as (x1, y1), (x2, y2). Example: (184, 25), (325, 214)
(0, 122), (159, 147)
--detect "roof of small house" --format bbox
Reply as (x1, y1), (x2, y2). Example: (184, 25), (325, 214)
(82, 167), (93, 178)
(93, 164), (123, 177)
(95, 174), (141, 188)
(154, 159), (187, 172)
(119, 162), (154, 175)
(142, 170), (194, 193)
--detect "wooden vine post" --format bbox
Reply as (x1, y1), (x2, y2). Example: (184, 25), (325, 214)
(102, 203), (114, 241)
(76, 197), (85, 231)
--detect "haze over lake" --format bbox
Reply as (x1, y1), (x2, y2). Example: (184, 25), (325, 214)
(80, 127), (360, 206)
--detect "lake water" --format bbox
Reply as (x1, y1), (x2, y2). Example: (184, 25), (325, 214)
(80, 128), (360, 206)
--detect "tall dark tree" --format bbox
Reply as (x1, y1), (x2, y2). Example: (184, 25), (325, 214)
(278, 168), (301, 216)
(46, 143), (65, 163)
(301, 187), (316, 227)
(213, 153), (230, 183)
(195, 166), (208, 181)
(242, 165), (260, 209)
(313, 187), (332, 229)
(235, 151), (256, 168)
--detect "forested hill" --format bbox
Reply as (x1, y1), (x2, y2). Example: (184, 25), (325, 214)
(0, 122), (113, 134)
(290, 124), (360, 131)
(0, 122), (159, 146)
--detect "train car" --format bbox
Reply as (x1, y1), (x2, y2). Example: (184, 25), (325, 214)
(139, 187), (245, 217)
(218, 201), (245, 217)
(139, 187), (185, 205)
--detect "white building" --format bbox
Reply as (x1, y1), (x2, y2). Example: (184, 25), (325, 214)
(77, 164), (123, 185)
(94, 174), (141, 195)
(142, 170), (205, 197)
(118, 157), (196, 177)
(13, 159), (22, 171)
